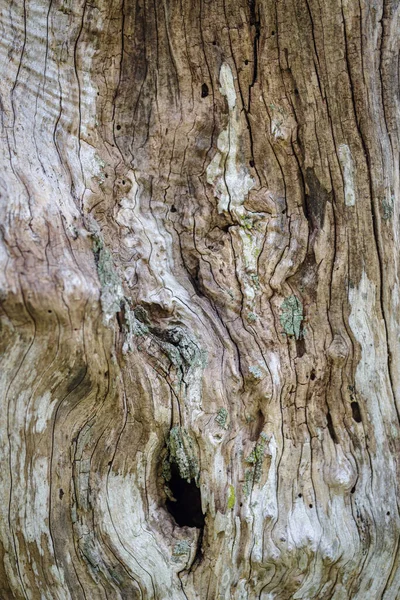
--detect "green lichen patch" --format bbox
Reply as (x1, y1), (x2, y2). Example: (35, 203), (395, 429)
(280, 295), (303, 339)
(163, 427), (199, 484)
(243, 433), (268, 496)
(215, 408), (228, 429)
(240, 216), (254, 230)
(172, 540), (191, 562)
(247, 312), (258, 322)
(227, 484), (236, 510)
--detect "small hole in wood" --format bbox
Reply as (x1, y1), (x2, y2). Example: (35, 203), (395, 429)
(294, 88), (299, 95)
(310, 370), (316, 381)
(59, 489), (64, 500)
(309, 504), (313, 508)
(249, 159), (255, 167)
(171, 205), (177, 213)
(298, 493), (302, 498)
(116, 124), (121, 130)
(244, 59), (249, 65)
(351, 486), (356, 494)
(212, 40), (217, 45)
(122, 180), (126, 185)
(351, 401), (362, 423)
(201, 83), (209, 98)
(271, 30), (275, 36)
(387, 511), (391, 516)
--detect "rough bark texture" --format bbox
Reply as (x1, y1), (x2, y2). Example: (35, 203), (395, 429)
(1, 0), (400, 598)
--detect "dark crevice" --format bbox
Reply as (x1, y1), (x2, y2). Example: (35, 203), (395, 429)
(296, 337), (306, 357)
(166, 464), (205, 528)
(249, 0), (261, 90)
(201, 83), (209, 98)
(246, 0), (261, 173)
(351, 401), (362, 423)
(187, 260), (205, 298)
(326, 411), (339, 444)
(304, 168), (331, 232)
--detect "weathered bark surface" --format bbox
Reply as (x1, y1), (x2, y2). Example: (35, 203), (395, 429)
(1, 0), (400, 598)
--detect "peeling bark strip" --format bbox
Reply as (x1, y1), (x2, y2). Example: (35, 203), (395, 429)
(0, 0), (400, 598)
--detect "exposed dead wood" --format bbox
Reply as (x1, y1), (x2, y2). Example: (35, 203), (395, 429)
(1, 1), (400, 598)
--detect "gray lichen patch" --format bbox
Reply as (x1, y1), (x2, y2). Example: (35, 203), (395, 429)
(163, 427), (199, 484)
(248, 365), (262, 380)
(90, 226), (149, 347)
(172, 540), (191, 562)
(280, 295), (304, 339)
(150, 326), (207, 375)
(243, 433), (268, 496)
(382, 196), (394, 221)
(92, 234), (124, 324)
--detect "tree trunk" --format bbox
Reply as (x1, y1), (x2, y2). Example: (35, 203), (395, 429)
(1, 0), (400, 598)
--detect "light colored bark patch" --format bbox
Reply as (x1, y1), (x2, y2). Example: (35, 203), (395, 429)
(348, 271), (391, 443)
(206, 63), (254, 215)
(33, 391), (53, 433)
(338, 144), (356, 206)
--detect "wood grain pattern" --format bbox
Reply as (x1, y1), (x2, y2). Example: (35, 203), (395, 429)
(0, 0), (399, 598)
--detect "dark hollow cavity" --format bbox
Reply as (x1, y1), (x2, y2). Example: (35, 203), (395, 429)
(166, 464), (205, 528)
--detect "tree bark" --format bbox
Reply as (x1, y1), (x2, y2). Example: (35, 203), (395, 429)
(1, 0), (400, 598)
